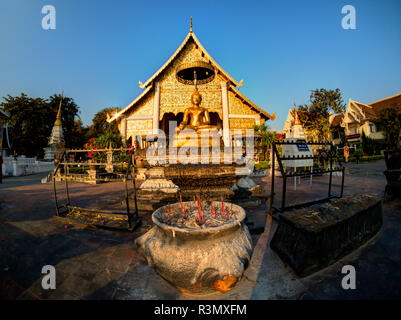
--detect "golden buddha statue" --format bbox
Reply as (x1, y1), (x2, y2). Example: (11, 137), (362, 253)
(176, 89), (216, 133)
(172, 88), (220, 149)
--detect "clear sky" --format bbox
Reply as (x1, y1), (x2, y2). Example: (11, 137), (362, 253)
(1, 0), (400, 131)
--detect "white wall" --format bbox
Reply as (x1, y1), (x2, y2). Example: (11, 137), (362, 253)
(2, 156), (54, 177)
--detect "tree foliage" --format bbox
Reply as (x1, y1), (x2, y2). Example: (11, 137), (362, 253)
(361, 131), (383, 155)
(87, 107), (121, 138)
(298, 88), (345, 141)
(254, 123), (276, 161)
(1, 93), (82, 158)
(69, 119), (89, 149)
(378, 107), (401, 150)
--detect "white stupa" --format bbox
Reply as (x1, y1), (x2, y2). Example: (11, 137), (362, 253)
(281, 106), (314, 169)
(43, 95), (64, 161)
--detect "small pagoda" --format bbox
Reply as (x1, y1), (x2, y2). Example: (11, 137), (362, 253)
(44, 95), (65, 161)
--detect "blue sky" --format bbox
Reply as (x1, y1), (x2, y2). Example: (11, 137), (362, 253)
(0, 0), (400, 131)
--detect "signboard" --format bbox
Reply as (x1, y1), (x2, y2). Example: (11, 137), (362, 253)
(296, 144), (310, 152)
(296, 139), (310, 152)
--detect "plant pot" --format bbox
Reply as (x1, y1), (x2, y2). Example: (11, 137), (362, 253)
(135, 201), (252, 294)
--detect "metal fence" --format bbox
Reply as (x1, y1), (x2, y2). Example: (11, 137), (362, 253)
(52, 147), (140, 231)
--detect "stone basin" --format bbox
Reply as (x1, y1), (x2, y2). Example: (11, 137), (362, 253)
(135, 201), (253, 294)
(270, 194), (382, 277)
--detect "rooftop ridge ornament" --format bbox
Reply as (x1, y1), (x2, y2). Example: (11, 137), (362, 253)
(190, 16), (193, 33)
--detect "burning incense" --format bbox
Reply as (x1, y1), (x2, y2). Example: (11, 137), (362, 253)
(196, 195), (202, 224)
(179, 195), (187, 219)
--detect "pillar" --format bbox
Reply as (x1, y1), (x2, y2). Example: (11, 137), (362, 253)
(221, 81), (230, 146)
(121, 117), (127, 144)
(153, 81), (161, 135)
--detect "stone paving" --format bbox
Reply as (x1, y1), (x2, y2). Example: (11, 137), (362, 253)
(0, 160), (400, 300)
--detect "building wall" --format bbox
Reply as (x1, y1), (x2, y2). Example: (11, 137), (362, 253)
(123, 92), (154, 138)
(2, 156), (54, 177)
(344, 121), (385, 141)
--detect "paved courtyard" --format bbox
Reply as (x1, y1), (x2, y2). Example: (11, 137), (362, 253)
(0, 160), (400, 300)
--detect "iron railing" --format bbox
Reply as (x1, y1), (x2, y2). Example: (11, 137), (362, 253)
(269, 140), (345, 215)
(52, 147), (140, 231)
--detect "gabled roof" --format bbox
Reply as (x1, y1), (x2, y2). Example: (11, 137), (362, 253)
(108, 26), (275, 123)
(370, 92), (401, 116)
(349, 99), (375, 120)
(330, 113), (344, 128)
(342, 94), (401, 125)
(142, 29), (240, 89)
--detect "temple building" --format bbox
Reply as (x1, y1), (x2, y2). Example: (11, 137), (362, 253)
(108, 20), (275, 147)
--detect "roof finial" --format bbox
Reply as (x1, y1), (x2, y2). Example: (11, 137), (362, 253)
(190, 16), (193, 32)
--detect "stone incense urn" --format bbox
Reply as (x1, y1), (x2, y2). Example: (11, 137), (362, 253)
(135, 201), (253, 294)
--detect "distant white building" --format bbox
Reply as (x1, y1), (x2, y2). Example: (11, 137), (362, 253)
(340, 93), (401, 147)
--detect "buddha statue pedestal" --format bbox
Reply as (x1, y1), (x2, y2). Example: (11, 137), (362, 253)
(170, 128), (222, 165)
(171, 128), (221, 148)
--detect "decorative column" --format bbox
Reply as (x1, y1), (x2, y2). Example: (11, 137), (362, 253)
(105, 144), (114, 173)
(153, 81), (161, 135)
(221, 81), (231, 146)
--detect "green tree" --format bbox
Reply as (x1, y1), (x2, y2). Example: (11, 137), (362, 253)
(1, 93), (48, 157)
(94, 132), (123, 149)
(83, 132), (125, 163)
(253, 124), (276, 161)
(298, 88), (345, 141)
(361, 131), (383, 155)
(1, 93), (83, 158)
(378, 107), (401, 150)
(69, 119), (89, 149)
(87, 107), (121, 138)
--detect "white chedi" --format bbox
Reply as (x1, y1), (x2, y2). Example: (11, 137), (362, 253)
(281, 106), (314, 169)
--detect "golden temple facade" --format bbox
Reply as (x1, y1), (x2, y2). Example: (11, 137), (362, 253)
(108, 21), (276, 144)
